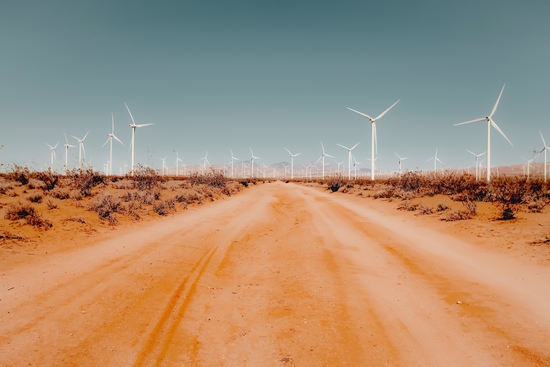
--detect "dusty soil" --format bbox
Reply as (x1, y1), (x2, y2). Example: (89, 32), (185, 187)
(1, 182), (550, 366)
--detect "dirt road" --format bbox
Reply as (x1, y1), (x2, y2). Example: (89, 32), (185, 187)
(1, 182), (549, 366)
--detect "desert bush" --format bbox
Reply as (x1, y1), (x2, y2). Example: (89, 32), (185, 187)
(113, 180), (133, 190)
(68, 168), (105, 197)
(437, 203), (450, 212)
(36, 171), (59, 191)
(188, 171), (228, 189)
(153, 201), (167, 216)
(27, 178), (45, 190)
(397, 201), (418, 211)
(327, 178), (345, 193)
(0, 181), (15, 194)
(418, 205), (433, 215)
(527, 199), (546, 213)
(5, 202), (52, 228)
(7, 164), (30, 185)
(47, 199), (58, 210)
(27, 193), (43, 203)
(0, 230), (26, 241)
(88, 192), (121, 221)
(131, 165), (160, 190)
(64, 216), (86, 224)
(49, 187), (70, 200)
(445, 210), (472, 221)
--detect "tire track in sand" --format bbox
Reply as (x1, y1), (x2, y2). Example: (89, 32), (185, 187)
(134, 245), (218, 366)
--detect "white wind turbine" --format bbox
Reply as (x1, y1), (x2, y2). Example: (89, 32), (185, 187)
(426, 149), (444, 172)
(318, 142), (334, 180)
(199, 151), (209, 174)
(465, 149), (486, 181)
(102, 113), (124, 175)
(250, 148), (260, 178)
(336, 142), (360, 180)
(348, 100), (400, 181)
(521, 156), (534, 180)
(353, 156), (362, 179)
(46, 143), (58, 171)
(285, 148), (301, 179)
(175, 151), (183, 177)
(230, 149), (239, 178)
(454, 84), (513, 182)
(71, 131), (89, 170)
(125, 103), (154, 175)
(63, 131), (75, 173)
(365, 156), (378, 177)
(539, 131), (548, 182)
(394, 152), (408, 177)
(159, 156), (167, 176)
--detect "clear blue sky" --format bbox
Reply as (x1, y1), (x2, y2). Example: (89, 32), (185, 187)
(1, 0), (549, 172)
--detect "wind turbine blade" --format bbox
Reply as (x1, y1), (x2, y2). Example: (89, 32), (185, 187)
(285, 148), (292, 155)
(351, 142), (360, 150)
(64, 131), (68, 144)
(426, 158), (434, 162)
(230, 148), (234, 157)
(124, 103), (136, 126)
(490, 84), (505, 118)
(465, 149), (476, 156)
(53, 143), (58, 149)
(490, 119), (513, 146)
(347, 107), (374, 120)
(250, 147), (254, 156)
(102, 138), (110, 147)
(315, 156), (322, 164)
(395, 152), (401, 159)
(112, 112), (115, 134)
(46, 143), (53, 149)
(402, 157), (409, 160)
(375, 99), (400, 120)
(136, 123), (153, 128)
(82, 131), (89, 141)
(436, 148), (438, 157)
(71, 135), (79, 141)
(321, 141), (325, 153)
(295, 153), (301, 157)
(82, 143), (86, 158)
(325, 154), (334, 158)
(68, 144), (76, 148)
(453, 117), (485, 126)
(540, 131), (547, 147)
(113, 135), (125, 146)
(436, 157), (444, 164)
(336, 143), (350, 150)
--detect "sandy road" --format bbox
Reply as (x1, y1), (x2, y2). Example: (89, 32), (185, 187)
(1, 182), (550, 366)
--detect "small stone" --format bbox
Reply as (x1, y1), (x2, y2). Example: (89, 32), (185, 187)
(456, 301), (462, 305)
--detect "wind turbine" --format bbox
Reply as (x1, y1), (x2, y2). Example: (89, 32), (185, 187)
(124, 161), (128, 175)
(46, 143), (58, 171)
(521, 156), (534, 180)
(230, 149), (239, 178)
(250, 148), (260, 178)
(394, 152), (408, 177)
(71, 131), (89, 169)
(125, 103), (154, 175)
(347, 100), (400, 181)
(353, 156), (362, 179)
(454, 84), (513, 182)
(159, 156), (167, 176)
(366, 156), (378, 177)
(465, 149), (486, 181)
(199, 151), (209, 174)
(426, 149), (444, 172)
(318, 142), (334, 180)
(63, 131), (75, 173)
(336, 142), (360, 180)
(539, 132), (548, 182)
(285, 148), (301, 179)
(102, 112), (124, 175)
(175, 151), (183, 177)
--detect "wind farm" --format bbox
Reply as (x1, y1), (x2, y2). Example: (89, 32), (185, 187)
(1, 1), (550, 366)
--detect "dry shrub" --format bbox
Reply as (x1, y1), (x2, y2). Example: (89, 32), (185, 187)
(327, 178), (345, 192)
(397, 201), (418, 211)
(418, 205), (433, 215)
(88, 193), (121, 221)
(49, 187), (70, 200)
(113, 180), (133, 190)
(27, 178), (45, 190)
(64, 216), (86, 224)
(0, 181), (15, 194)
(153, 201), (167, 216)
(437, 203), (450, 212)
(36, 171), (59, 191)
(68, 168), (106, 197)
(527, 199), (546, 213)
(27, 193), (43, 203)
(47, 199), (58, 210)
(131, 165), (160, 190)
(5, 202), (52, 229)
(188, 171), (227, 188)
(6, 164), (30, 185)
(0, 230), (26, 241)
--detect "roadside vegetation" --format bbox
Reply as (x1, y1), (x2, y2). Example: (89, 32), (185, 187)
(296, 171), (549, 221)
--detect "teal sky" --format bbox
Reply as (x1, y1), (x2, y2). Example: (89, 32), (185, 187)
(1, 0), (549, 173)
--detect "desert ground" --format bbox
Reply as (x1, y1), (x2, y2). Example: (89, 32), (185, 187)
(1, 178), (550, 366)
